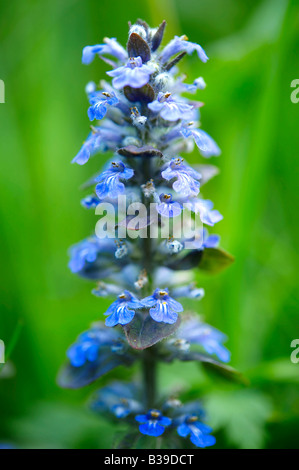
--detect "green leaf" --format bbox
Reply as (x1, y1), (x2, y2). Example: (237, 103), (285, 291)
(205, 390), (273, 449)
(113, 430), (141, 449)
(122, 312), (181, 350)
(191, 352), (248, 385)
(0, 320), (23, 374)
(10, 401), (116, 449)
(248, 358), (299, 384)
(160, 348), (247, 384)
(166, 247), (234, 274)
(199, 248), (235, 274)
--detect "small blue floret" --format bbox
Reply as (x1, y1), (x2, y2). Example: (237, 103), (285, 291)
(177, 415), (216, 448)
(136, 410), (172, 437)
(142, 288), (183, 324)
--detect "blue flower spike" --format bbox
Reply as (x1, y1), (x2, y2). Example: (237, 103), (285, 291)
(63, 18), (235, 450)
(136, 410), (172, 437)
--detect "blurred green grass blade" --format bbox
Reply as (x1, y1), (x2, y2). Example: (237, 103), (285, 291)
(0, 320), (23, 373)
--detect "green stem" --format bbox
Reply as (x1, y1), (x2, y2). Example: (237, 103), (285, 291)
(139, 141), (157, 410)
(142, 347), (157, 409)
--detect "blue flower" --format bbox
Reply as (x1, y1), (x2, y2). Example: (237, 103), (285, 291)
(68, 236), (116, 278)
(68, 237), (100, 273)
(161, 35), (208, 64)
(87, 91), (119, 121)
(90, 382), (142, 418)
(186, 198), (223, 226)
(81, 195), (99, 209)
(202, 231), (220, 248)
(72, 124), (123, 165)
(156, 194), (182, 218)
(82, 37), (127, 65)
(111, 399), (141, 419)
(177, 415), (216, 448)
(135, 410), (172, 437)
(171, 76), (206, 95)
(93, 122), (125, 150)
(95, 161), (134, 200)
(172, 284), (205, 300)
(0, 443), (15, 449)
(142, 288), (183, 324)
(183, 77), (206, 93)
(85, 81), (96, 94)
(181, 126), (221, 158)
(179, 317), (231, 362)
(82, 45), (104, 65)
(114, 240), (129, 259)
(148, 92), (194, 121)
(107, 56), (155, 89)
(104, 291), (144, 327)
(72, 130), (102, 165)
(174, 400), (205, 418)
(165, 238), (184, 254)
(182, 229), (220, 251)
(161, 157), (201, 197)
(67, 326), (119, 367)
(92, 281), (122, 298)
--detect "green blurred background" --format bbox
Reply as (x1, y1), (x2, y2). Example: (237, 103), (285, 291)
(0, 0), (298, 449)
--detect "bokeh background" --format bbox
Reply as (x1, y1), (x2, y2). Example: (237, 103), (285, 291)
(0, 0), (299, 449)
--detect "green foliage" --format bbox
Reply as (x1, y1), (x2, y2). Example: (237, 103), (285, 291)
(205, 390), (273, 449)
(9, 402), (116, 449)
(159, 346), (247, 384)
